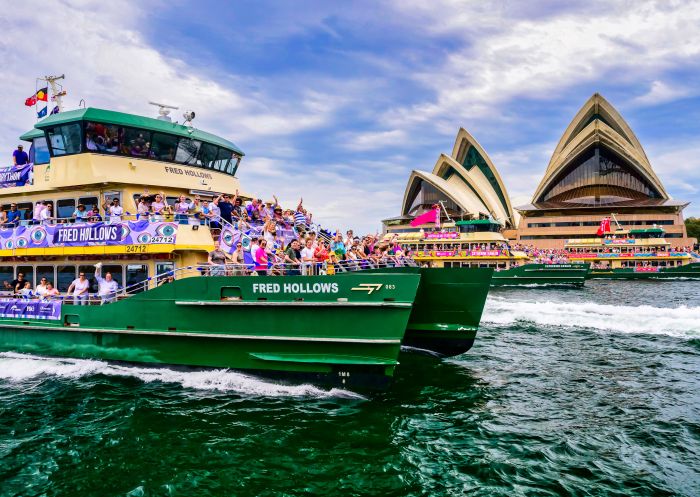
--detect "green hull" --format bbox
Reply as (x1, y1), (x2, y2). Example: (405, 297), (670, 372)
(587, 262), (700, 280)
(359, 267), (493, 357)
(491, 263), (589, 287)
(0, 273), (420, 389)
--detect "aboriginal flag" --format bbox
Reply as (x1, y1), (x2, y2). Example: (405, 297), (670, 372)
(36, 87), (49, 101)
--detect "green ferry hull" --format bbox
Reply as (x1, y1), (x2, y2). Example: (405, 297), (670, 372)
(0, 273), (420, 390)
(587, 262), (700, 280)
(491, 263), (589, 287)
(360, 267), (493, 357)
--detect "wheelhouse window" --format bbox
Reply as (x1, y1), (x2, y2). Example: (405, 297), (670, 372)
(175, 138), (202, 166)
(30, 136), (51, 164)
(212, 148), (232, 172)
(47, 123), (82, 156)
(228, 155), (241, 175)
(120, 127), (151, 158)
(150, 133), (179, 162)
(85, 122), (120, 153)
(198, 142), (219, 169)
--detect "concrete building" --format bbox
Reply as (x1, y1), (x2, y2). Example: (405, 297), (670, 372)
(383, 128), (516, 233)
(515, 93), (694, 249)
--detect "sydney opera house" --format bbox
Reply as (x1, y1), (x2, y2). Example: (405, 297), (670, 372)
(384, 93), (695, 249)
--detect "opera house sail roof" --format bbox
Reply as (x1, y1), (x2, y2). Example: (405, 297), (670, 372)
(395, 128), (516, 228)
(523, 93), (675, 211)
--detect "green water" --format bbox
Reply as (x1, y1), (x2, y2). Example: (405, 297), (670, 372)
(1, 280), (699, 496)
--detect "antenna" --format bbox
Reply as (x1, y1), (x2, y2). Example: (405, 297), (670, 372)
(149, 101), (179, 121)
(38, 74), (66, 113)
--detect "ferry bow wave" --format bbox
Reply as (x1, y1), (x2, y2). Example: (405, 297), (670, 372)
(483, 297), (700, 339)
(0, 352), (364, 399)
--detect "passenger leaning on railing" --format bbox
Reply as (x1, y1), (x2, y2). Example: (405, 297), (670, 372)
(208, 241), (228, 276)
(67, 271), (90, 305)
(254, 239), (270, 276)
(284, 240), (302, 276)
(94, 262), (119, 304)
(72, 204), (89, 223)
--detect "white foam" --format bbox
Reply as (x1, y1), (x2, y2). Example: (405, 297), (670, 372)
(0, 352), (364, 399)
(483, 296), (700, 339)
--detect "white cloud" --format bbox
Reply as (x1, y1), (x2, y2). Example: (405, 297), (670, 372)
(0, 1), (342, 156)
(382, 0), (700, 126)
(632, 80), (690, 106)
(342, 129), (407, 151)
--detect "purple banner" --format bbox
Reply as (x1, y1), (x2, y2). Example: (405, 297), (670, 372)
(0, 220), (177, 249)
(0, 163), (33, 188)
(53, 223), (123, 244)
(0, 298), (61, 320)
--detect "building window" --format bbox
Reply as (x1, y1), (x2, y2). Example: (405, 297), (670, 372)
(48, 123), (83, 156)
(538, 145), (662, 206)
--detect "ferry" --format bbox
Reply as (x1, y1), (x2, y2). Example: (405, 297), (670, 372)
(387, 219), (589, 287)
(565, 227), (700, 279)
(0, 81), (493, 387)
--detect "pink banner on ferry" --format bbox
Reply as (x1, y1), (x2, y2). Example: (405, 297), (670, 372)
(635, 267), (660, 272)
(425, 232), (459, 239)
(470, 250), (501, 256)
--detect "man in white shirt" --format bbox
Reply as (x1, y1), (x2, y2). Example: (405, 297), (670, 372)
(94, 263), (119, 304)
(300, 238), (316, 275)
(107, 198), (124, 223)
(67, 271), (90, 305)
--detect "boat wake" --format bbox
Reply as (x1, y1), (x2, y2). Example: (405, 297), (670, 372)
(0, 352), (364, 399)
(483, 296), (700, 339)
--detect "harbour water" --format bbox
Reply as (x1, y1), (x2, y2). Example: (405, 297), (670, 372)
(1, 280), (699, 496)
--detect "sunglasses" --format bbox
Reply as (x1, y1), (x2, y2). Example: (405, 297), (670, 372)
(79, 274), (85, 277)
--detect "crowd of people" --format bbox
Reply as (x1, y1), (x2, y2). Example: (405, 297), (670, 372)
(208, 228), (410, 276)
(2, 264), (120, 305)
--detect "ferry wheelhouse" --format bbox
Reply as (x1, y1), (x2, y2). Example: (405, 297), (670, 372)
(2, 107), (245, 292)
(387, 219), (589, 286)
(565, 228), (700, 279)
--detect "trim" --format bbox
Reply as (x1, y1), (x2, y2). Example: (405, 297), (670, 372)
(175, 300), (412, 308)
(0, 321), (402, 344)
(407, 323), (478, 332)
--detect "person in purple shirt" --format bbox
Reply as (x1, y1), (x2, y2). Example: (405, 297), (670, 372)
(12, 145), (29, 166)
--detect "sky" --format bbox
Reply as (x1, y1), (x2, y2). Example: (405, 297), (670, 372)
(1, 0), (699, 233)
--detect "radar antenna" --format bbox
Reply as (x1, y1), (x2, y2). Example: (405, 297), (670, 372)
(149, 101), (179, 122)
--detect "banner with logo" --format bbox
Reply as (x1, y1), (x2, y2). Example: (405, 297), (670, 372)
(470, 250), (501, 257)
(0, 163), (33, 188)
(0, 298), (61, 320)
(0, 220), (177, 249)
(425, 232), (459, 239)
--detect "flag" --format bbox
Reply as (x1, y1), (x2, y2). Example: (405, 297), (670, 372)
(36, 87), (48, 102)
(50, 106), (59, 115)
(25, 95), (37, 106)
(37, 106), (48, 118)
(410, 205), (441, 227)
(596, 217), (611, 236)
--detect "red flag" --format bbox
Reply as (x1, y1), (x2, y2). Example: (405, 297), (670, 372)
(25, 95), (37, 106)
(410, 205), (440, 227)
(596, 217), (611, 236)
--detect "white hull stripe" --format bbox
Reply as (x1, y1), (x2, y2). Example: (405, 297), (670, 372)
(0, 322), (402, 344)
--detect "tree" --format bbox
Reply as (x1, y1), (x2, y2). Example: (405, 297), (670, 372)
(685, 217), (700, 241)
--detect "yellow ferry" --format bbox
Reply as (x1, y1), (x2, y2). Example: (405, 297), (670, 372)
(386, 219), (589, 286)
(565, 227), (700, 279)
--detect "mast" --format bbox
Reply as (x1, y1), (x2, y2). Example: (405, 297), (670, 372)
(40, 74), (66, 112)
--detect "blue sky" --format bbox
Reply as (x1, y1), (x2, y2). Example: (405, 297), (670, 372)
(1, 0), (699, 233)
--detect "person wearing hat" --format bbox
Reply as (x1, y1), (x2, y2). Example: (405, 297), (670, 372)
(13, 145), (29, 166)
